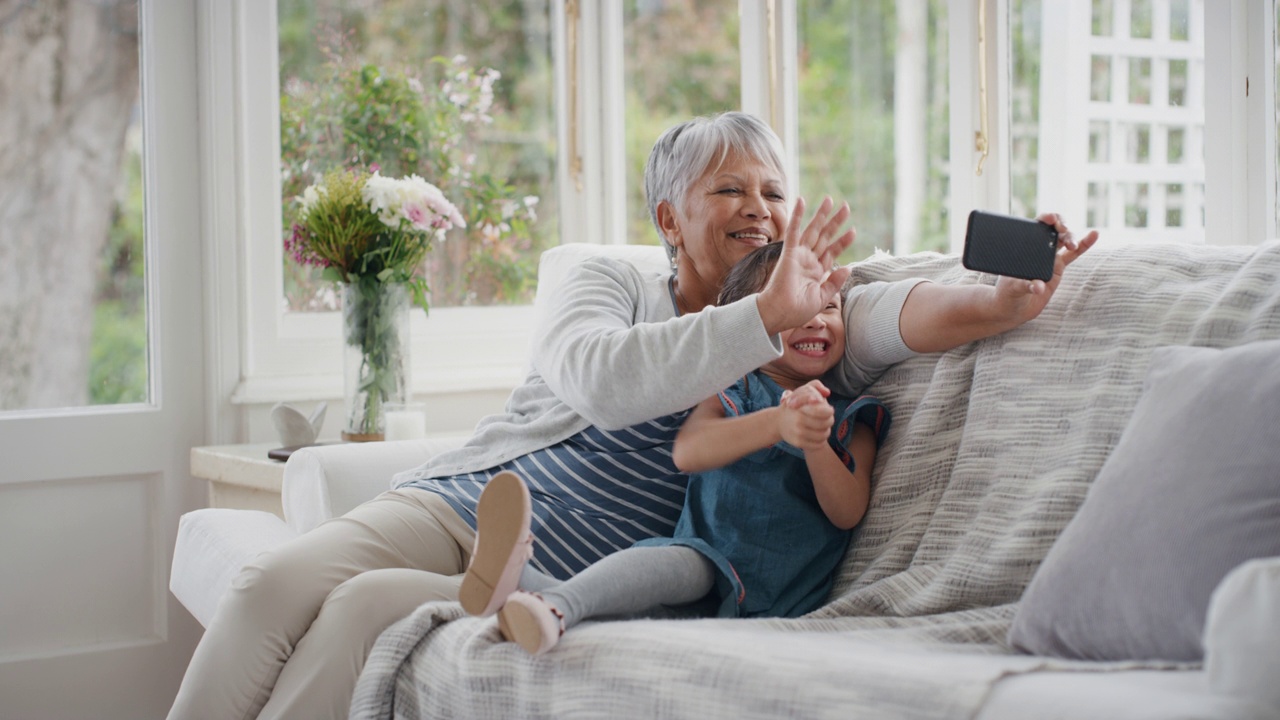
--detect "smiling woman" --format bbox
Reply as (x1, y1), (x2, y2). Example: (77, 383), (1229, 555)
(658, 152), (792, 314)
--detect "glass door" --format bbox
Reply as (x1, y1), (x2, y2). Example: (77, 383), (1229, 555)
(0, 2), (207, 715)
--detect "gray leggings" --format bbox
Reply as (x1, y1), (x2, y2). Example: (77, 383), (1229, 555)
(518, 545), (716, 629)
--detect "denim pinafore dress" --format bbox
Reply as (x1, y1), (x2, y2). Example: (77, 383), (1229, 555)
(636, 370), (890, 619)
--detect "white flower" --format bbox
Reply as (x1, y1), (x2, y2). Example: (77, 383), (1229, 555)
(297, 184), (326, 219)
(361, 172), (404, 228)
(363, 173), (466, 234)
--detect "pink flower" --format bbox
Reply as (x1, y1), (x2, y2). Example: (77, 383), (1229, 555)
(285, 223), (328, 268)
(403, 203), (429, 230)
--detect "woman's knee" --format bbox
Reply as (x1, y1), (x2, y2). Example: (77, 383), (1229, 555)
(319, 568), (461, 638)
(222, 544), (334, 626)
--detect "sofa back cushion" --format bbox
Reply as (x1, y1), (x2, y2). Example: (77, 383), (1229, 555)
(812, 242), (1280, 642)
(533, 243), (669, 324)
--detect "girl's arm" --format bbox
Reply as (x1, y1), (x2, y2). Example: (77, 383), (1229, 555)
(672, 394), (786, 473)
(672, 380), (836, 474)
(805, 421), (876, 530)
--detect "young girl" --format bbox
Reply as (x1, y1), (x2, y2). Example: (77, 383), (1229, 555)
(459, 242), (891, 654)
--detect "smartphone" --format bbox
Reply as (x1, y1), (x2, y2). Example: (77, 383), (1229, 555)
(962, 210), (1059, 282)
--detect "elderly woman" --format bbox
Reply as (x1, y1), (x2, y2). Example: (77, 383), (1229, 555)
(169, 111), (1095, 719)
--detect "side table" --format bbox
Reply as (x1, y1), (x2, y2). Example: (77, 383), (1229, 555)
(190, 443), (289, 519)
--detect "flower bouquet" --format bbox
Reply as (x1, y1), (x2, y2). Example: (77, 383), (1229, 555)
(288, 167), (465, 440)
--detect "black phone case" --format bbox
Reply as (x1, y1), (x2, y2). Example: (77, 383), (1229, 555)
(962, 210), (1058, 282)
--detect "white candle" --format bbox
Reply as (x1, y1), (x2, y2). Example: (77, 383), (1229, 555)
(384, 407), (427, 441)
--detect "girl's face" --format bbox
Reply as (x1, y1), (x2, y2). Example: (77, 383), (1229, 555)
(764, 296), (845, 388)
(661, 152), (789, 298)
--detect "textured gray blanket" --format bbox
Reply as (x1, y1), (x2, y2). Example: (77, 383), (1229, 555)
(352, 241), (1280, 720)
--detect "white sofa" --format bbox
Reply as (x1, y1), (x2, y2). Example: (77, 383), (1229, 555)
(172, 241), (1280, 720)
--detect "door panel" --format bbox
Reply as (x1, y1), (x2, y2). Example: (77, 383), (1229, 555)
(0, 1), (204, 717)
(0, 473), (161, 660)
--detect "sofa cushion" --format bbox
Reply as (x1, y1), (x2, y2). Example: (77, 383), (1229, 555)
(1008, 339), (1280, 661)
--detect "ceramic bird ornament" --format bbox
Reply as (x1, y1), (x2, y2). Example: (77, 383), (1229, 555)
(271, 401), (327, 448)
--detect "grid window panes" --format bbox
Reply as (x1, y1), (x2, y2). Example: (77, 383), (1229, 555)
(623, 0), (741, 248)
(797, 1), (951, 258)
(278, 0), (557, 311)
(1012, 0), (1204, 244)
(0, 1), (148, 411)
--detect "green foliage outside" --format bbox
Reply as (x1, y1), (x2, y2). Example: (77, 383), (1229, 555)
(798, 0), (952, 259)
(92, 135), (147, 405)
(278, 0), (555, 310)
(622, 0), (741, 251)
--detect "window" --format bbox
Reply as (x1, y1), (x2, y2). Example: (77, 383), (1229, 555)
(1013, 0), (1206, 245)
(277, 1), (557, 312)
(623, 0), (741, 248)
(1275, 0), (1280, 234)
(0, 1), (148, 413)
(204, 0), (1280, 418)
(797, 1), (951, 257)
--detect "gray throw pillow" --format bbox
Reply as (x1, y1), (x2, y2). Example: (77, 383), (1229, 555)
(1008, 339), (1280, 662)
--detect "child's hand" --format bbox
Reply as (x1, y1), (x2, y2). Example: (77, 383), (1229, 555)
(780, 379), (830, 408)
(778, 381), (834, 451)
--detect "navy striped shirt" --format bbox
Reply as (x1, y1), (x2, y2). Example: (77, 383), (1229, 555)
(404, 410), (691, 579)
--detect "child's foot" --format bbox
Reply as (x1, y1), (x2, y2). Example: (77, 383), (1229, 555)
(498, 591), (565, 656)
(459, 471), (533, 617)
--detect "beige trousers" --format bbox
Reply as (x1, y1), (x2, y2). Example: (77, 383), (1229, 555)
(167, 488), (476, 720)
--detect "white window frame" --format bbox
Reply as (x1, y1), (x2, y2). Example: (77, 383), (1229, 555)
(955, 0), (1276, 251)
(1203, 0), (1277, 245)
(200, 0), (1278, 439)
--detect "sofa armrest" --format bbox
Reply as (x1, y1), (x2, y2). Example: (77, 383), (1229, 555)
(282, 436), (468, 534)
(171, 508), (298, 627)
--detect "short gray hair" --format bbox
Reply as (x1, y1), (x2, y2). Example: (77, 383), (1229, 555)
(643, 111), (787, 262)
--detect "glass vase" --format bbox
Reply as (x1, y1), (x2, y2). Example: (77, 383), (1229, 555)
(341, 280), (411, 442)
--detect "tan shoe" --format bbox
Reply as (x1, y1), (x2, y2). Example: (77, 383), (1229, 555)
(459, 471), (533, 617)
(498, 591), (565, 656)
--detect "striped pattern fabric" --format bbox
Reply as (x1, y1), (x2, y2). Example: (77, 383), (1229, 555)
(353, 241), (1280, 720)
(403, 411), (690, 579)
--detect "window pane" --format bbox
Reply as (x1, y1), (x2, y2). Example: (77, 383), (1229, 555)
(798, 0), (950, 257)
(623, 0), (740, 248)
(1012, 0), (1204, 244)
(0, 2), (148, 411)
(278, 0), (557, 311)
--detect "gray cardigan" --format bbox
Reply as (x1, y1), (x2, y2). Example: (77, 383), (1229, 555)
(393, 256), (922, 485)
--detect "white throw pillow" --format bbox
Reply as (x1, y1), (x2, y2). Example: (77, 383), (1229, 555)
(1205, 556), (1280, 712)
